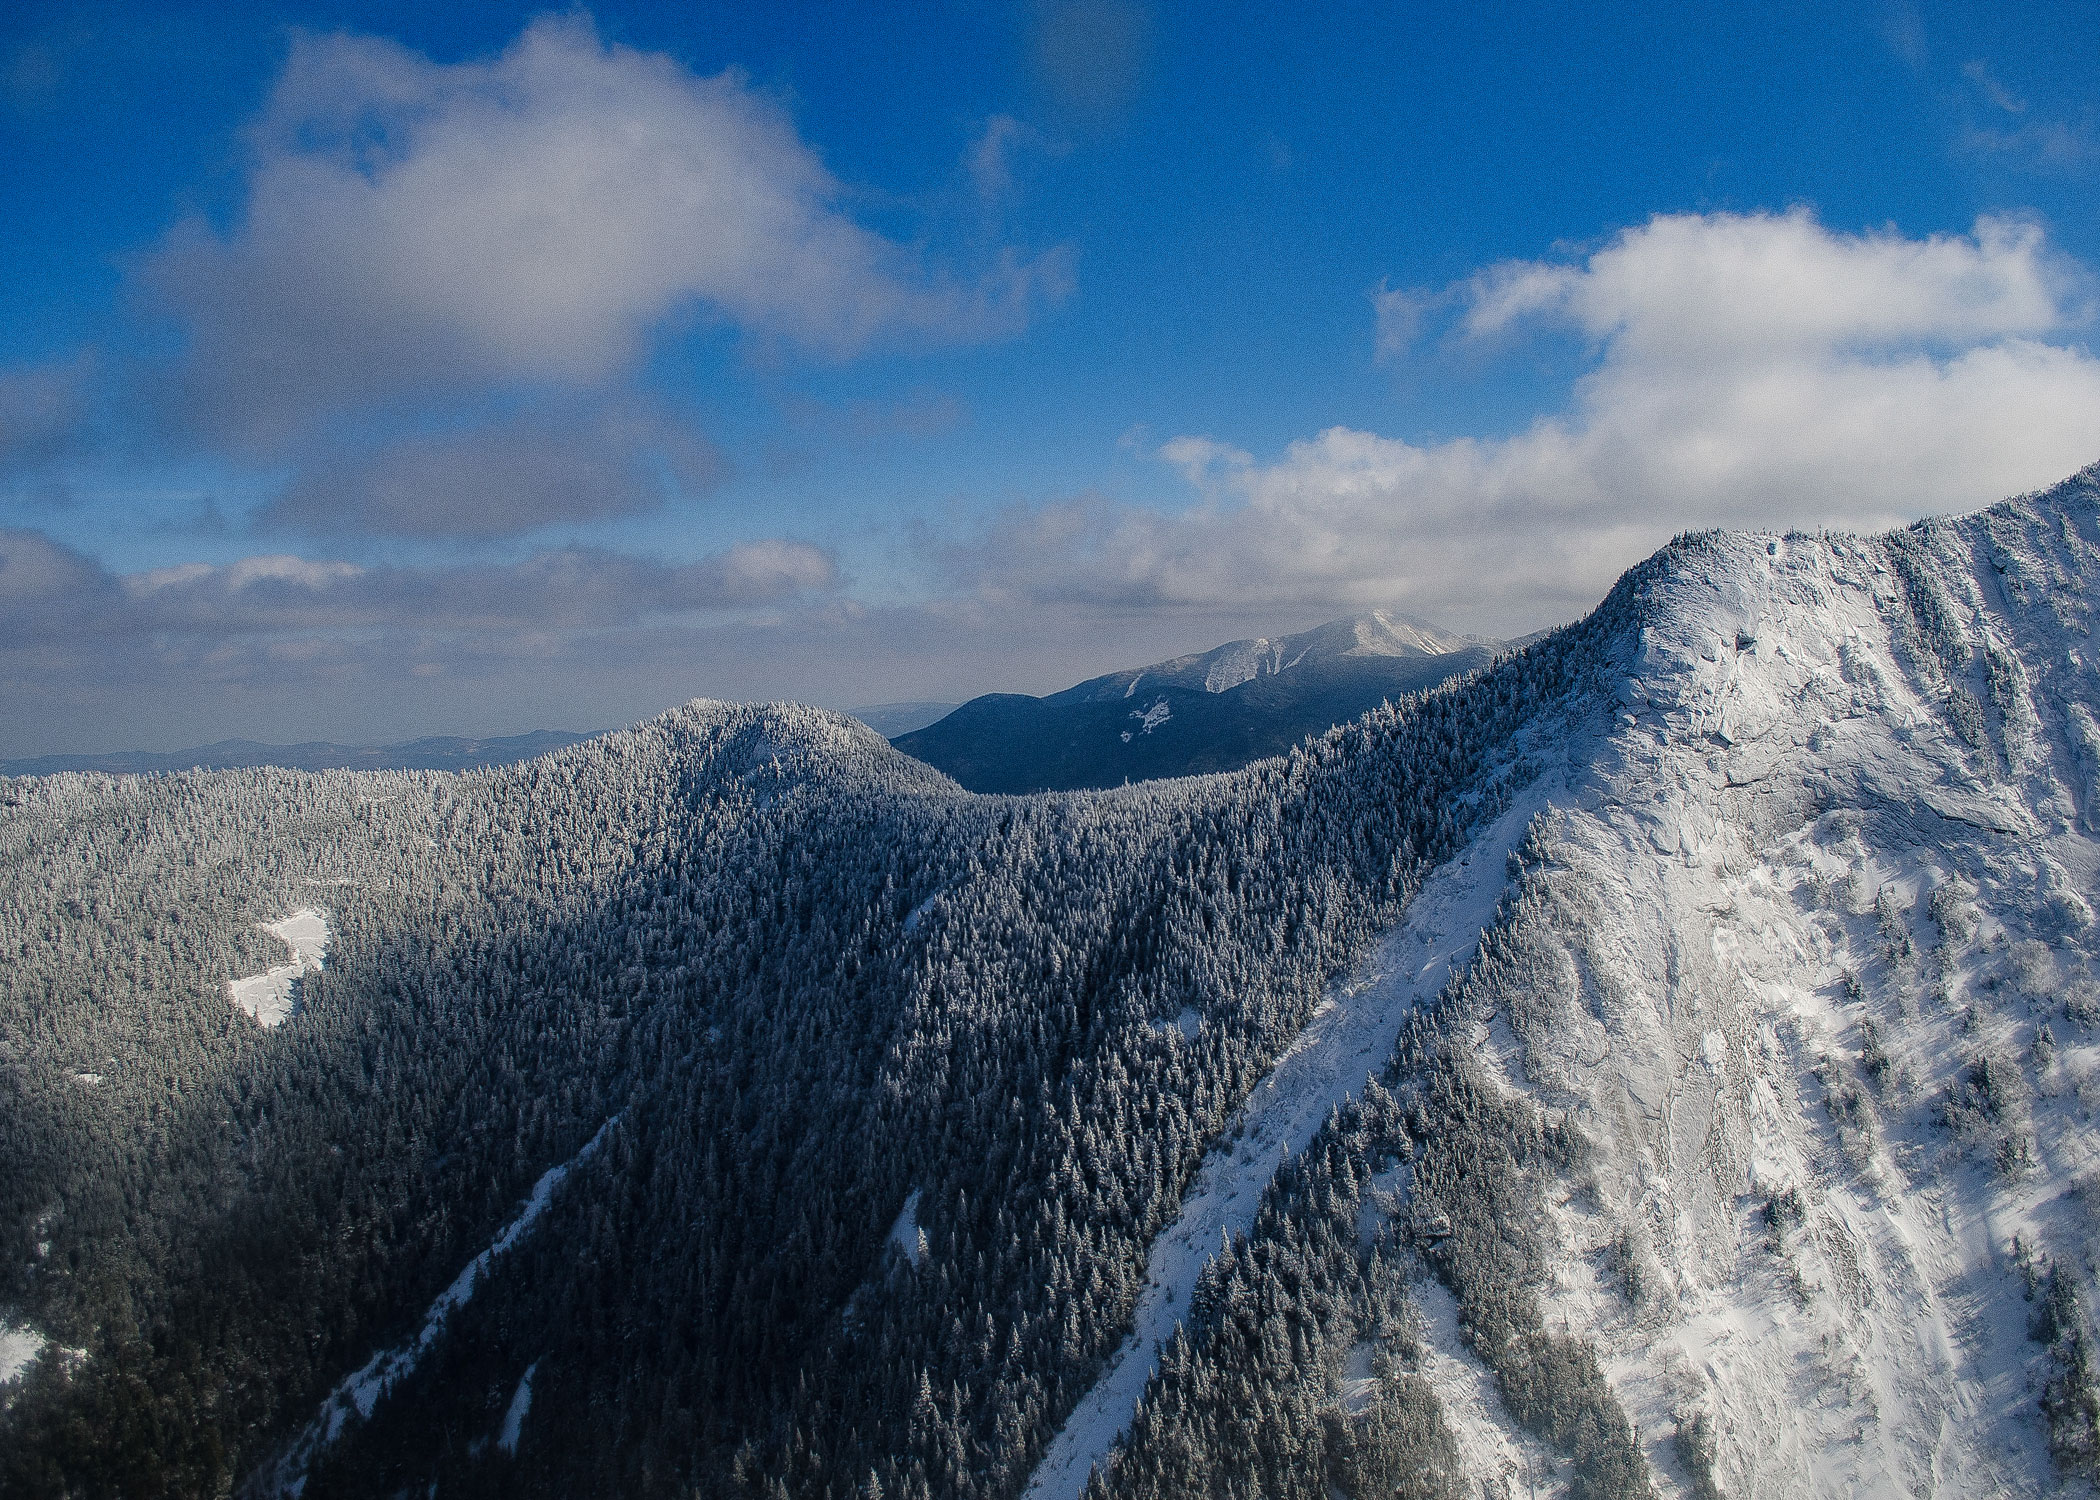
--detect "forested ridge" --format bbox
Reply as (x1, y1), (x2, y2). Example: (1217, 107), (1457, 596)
(0, 521), (1834, 1499)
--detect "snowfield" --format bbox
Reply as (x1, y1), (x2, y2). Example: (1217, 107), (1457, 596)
(227, 908), (331, 1027)
(0, 1323), (44, 1387)
(1407, 497), (2100, 1495)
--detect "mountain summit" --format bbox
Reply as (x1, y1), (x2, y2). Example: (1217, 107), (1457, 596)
(1048, 610), (1483, 704)
(894, 610), (1498, 792)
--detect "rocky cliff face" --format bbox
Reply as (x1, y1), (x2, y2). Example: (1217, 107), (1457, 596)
(1407, 470), (2100, 1494)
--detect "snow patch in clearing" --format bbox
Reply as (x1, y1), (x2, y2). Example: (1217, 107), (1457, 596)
(497, 1361), (538, 1455)
(228, 907), (331, 1027)
(1023, 781), (1559, 1500)
(1152, 1008), (1202, 1041)
(1408, 1276), (1567, 1496)
(1337, 1341), (1377, 1415)
(270, 1115), (617, 1494)
(0, 1322), (45, 1385)
(889, 1189), (927, 1267)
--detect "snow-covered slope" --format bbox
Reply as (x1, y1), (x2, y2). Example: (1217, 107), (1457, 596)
(1027, 785), (1561, 1500)
(1476, 475), (2100, 1495)
(1043, 466), (2100, 1497)
(226, 908), (330, 1027)
(897, 609), (1497, 793)
(14, 471), (2100, 1499)
(1392, 474), (2100, 1494)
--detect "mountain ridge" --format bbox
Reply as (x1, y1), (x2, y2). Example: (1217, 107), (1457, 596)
(0, 728), (599, 778)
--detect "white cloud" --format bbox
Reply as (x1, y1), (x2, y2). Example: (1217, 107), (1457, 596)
(1459, 209), (2073, 358)
(952, 211), (2100, 635)
(1962, 58), (2026, 115)
(0, 526), (911, 759)
(148, 15), (1063, 445)
(1370, 281), (1430, 362)
(1156, 435), (1250, 489)
(2, 527), (837, 647)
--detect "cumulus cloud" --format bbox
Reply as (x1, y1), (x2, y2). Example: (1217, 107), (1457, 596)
(1456, 210), (2073, 357)
(147, 14), (1063, 446)
(950, 210), (2100, 635)
(259, 403), (723, 539)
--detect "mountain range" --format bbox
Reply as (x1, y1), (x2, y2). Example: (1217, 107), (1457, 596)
(893, 611), (1501, 792)
(0, 730), (598, 778)
(3, 466), (2099, 1499)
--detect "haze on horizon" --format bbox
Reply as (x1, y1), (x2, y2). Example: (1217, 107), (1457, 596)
(3, 0), (2098, 760)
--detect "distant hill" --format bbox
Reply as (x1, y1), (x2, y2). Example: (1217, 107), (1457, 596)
(892, 610), (1498, 792)
(844, 701), (961, 738)
(2, 729), (597, 778)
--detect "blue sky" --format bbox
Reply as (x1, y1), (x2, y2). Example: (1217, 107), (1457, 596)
(4, 0), (2099, 755)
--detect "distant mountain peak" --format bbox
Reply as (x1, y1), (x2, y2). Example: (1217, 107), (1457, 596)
(1339, 608), (1478, 657)
(895, 609), (1501, 793)
(1056, 610), (1489, 705)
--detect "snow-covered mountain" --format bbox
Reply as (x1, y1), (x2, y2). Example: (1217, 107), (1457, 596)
(5, 469), (2099, 1498)
(1412, 475), (2100, 1495)
(1047, 611), (1484, 704)
(1080, 465), (2100, 1499)
(895, 610), (1498, 793)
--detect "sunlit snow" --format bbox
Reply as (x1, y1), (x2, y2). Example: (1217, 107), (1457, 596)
(1038, 488), (2100, 1499)
(0, 1322), (45, 1385)
(227, 908), (330, 1027)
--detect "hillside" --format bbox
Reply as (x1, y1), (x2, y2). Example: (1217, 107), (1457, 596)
(3, 468), (2099, 1498)
(893, 612), (1497, 793)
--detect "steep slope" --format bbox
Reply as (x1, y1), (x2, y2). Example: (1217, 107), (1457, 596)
(895, 611), (1496, 793)
(0, 672), (1554, 1498)
(1084, 466), (2100, 1499)
(1459, 481), (2100, 1495)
